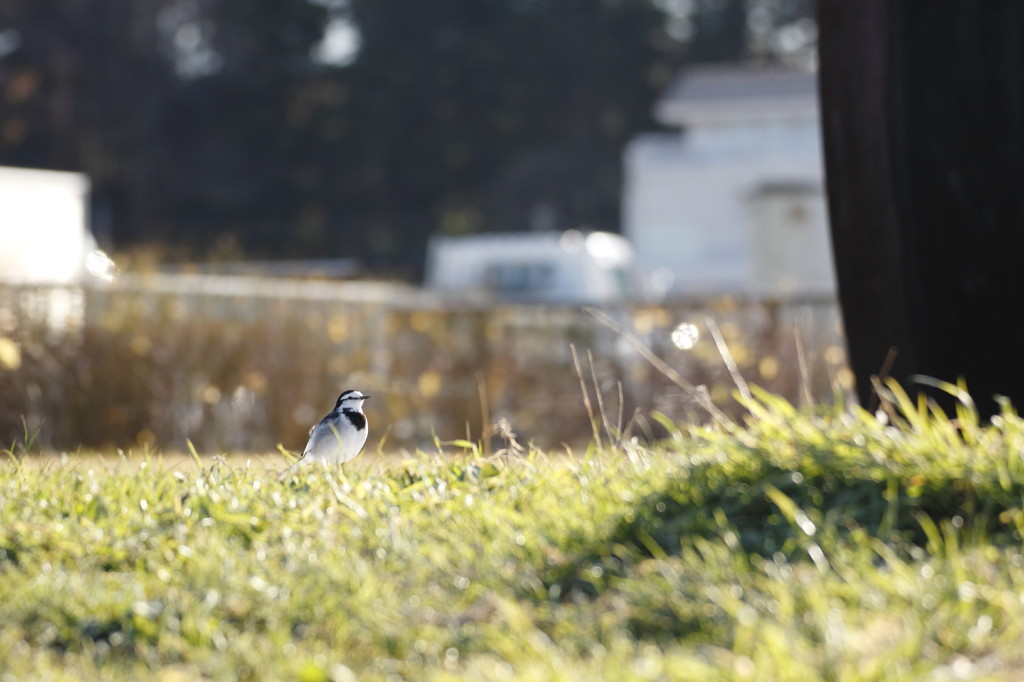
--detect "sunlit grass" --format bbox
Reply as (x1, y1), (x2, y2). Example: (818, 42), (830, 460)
(4, 390), (1024, 680)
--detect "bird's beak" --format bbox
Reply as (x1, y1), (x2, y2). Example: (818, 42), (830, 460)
(362, 395), (371, 399)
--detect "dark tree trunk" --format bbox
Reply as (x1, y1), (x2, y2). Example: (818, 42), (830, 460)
(818, 1), (1024, 417)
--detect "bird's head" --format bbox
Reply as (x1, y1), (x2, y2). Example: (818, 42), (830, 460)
(334, 389), (370, 411)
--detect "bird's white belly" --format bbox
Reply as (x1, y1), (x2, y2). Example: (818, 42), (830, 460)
(302, 426), (368, 464)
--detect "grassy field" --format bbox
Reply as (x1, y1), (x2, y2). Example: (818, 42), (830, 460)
(4, 386), (1024, 680)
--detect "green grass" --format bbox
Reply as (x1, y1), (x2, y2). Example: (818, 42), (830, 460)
(4, 387), (1024, 680)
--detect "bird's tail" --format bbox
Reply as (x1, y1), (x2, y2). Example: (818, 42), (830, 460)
(277, 454), (306, 481)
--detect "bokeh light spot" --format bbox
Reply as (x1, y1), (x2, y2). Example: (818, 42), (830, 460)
(85, 250), (119, 283)
(670, 322), (699, 350)
(759, 356), (779, 380)
(0, 337), (21, 370)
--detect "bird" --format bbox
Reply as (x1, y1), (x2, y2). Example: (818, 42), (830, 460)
(282, 390), (370, 475)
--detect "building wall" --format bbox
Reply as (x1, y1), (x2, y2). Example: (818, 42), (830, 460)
(0, 166), (93, 285)
(623, 99), (834, 299)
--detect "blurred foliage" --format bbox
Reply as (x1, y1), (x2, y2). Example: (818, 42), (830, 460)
(0, 0), (812, 272)
(0, 280), (844, 453)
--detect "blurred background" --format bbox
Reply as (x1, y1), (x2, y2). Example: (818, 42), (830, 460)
(0, 0), (843, 454)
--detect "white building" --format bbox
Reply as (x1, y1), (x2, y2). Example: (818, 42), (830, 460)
(0, 165), (96, 285)
(0, 166), (106, 332)
(623, 64), (835, 299)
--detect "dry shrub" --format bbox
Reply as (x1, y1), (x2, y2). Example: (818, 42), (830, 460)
(0, 279), (848, 452)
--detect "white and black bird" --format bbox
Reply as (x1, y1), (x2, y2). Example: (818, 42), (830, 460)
(285, 390), (370, 473)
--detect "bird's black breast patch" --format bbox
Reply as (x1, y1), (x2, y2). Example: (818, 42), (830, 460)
(343, 409), (366, 430)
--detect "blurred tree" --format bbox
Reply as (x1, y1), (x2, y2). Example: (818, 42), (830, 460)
(685, 0), (748, 62)
(657, 0), (816, 67)
(333, 0), (688, 269)
(0, 0), (173, 245)
(0, 0), (814, 271)
(142, 0), (329, 252)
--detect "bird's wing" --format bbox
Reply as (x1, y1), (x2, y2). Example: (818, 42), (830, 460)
(301, 430), (319, 457)
(302, 417), (346, 457)
(301, 417), (326, 456)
